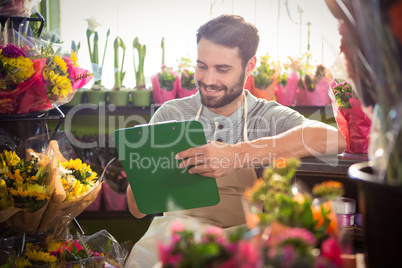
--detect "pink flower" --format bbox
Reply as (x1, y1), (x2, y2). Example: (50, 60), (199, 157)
(345, 92), (351, 96)
(321, 237), (342, 266)
(1, 44), (26, 58)
(277, 227), (316, 246)
(170, 220), (185, 233)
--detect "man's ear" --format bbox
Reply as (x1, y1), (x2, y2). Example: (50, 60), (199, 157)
(245, 56), (257, 77)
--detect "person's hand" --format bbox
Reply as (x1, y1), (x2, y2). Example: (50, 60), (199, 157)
(175, 141), (241, 178)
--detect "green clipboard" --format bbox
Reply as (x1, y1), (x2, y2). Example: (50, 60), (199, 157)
(113, 120), (220, 214)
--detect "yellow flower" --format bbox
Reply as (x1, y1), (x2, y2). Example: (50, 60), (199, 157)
(25, 249), (58, 263)
(47, 240), (63, 252)
(3, 150), (20, 166)
(71, 51), (79, 67)
(8, 169), (24, 182)
(9, 184), (49, 200)
(54, 55), (68, 73)
(15, 257), (32, 268)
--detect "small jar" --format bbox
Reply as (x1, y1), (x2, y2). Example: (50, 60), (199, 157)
(332, 197), (356, 226)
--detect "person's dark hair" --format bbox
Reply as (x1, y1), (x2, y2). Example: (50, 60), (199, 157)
(196, 14), (260, 68)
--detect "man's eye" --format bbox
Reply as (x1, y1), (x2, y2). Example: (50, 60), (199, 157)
(218, 69), (229, 73)
(197, 65), (207, 70)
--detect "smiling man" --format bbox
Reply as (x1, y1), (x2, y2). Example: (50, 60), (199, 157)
(125, 14), (346, 267)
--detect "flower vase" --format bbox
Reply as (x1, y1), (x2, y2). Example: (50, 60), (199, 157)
(86, 90), (106, 105)
(102, 181), (128, 211)
(348, 162), (402, 268)
(132, 89), (151, 106)
(107, 90), (129, 106)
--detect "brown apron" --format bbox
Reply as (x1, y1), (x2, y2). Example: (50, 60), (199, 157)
(167, 91), (257, 228)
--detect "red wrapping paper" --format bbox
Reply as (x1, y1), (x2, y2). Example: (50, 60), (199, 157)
(0, 58), (48, 114)
(333, 98), (371, 153)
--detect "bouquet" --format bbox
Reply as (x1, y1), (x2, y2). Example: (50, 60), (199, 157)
(3, 229), (127, 267)
(329, 80), (371, 153)
(250, 53), (277, 101)
(177, 57), (197, 98)
(0, 28), (92, 114)
(0, 0), (41, 17)
(0, 138), (103, 236)
(0, 149), (53, 234)
(37, 140), (103, 236)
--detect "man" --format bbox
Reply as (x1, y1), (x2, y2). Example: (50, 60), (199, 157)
(125, 14), (345, 266)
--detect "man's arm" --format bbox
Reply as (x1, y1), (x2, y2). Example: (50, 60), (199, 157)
(176, 120), (346, 178)
(127, 184), (147, 218)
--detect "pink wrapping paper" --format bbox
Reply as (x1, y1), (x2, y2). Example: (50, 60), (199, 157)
(306, 78), (331, 106)
(151, 73), (179, 104)
(275, 72), (298, 106)
(178, 74), (198, 98)
(102, 182), (128, 211)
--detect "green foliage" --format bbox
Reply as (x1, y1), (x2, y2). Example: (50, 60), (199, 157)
(113, 36), (126, 89)
(332, 80), (354, 109)
(252, 53), (276, 89)
(158, 65), (176, 91)
(133, 37), (147, 89)
(178, 57), (196, 90)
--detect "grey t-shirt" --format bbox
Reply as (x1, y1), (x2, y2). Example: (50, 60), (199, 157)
(150, 90), (307, 143)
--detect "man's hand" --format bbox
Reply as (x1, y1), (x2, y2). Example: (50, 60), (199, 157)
(175, 141), (242, 178)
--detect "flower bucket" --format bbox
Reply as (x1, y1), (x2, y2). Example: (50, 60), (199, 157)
(86, 91), (106, 105)
(102, 181), (128, 211)
(348, 162), (402, 268)
(132, 89), (151, 106)
(107, 90), (129, 106)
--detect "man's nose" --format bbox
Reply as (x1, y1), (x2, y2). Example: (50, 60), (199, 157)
(203, 69), (218, 85)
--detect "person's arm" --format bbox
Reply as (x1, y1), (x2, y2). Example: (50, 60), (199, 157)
(127, 184), (147, 218)
(176, 120), (346, 178)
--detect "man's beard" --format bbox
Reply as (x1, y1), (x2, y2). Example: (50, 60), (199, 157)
(196, 71), (245, 109)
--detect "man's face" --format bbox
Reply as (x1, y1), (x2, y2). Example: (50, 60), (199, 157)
(195, 38), (246, 113)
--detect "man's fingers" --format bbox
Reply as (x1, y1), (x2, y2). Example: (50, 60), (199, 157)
(175, 146), (206, 160)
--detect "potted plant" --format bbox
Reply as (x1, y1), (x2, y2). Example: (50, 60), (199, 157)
(151, 37), (179, 104)
(250, 53), (277, 101)
(85, 17), (110, 105)
(132, 36), (151, 107)
(303, 64), (331, 106)
(177, 57), (197, 98)
(108, 36), (129, 106)
(325, 0), (402, 266)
